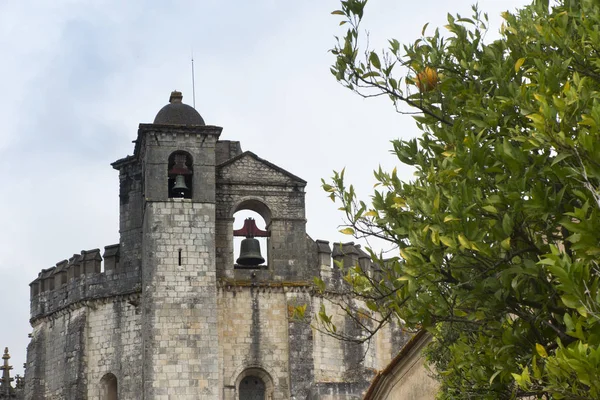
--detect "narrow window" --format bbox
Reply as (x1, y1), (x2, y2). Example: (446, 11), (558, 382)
(178, 249), (182, 266)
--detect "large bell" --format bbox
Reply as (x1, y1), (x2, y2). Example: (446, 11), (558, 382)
(236, 237), (265, 266)
(171, 175), (190, 198)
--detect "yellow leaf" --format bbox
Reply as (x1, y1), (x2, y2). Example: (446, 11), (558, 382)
(399, 249), (409, 260)
(536, 343), (548, 358)
(440, 236), (456, 248)
(431, 230), (440, 245)
(393, 197), (407, 206)
(515, 57), (525, 72)
(442, 151), (455, 157)
(458, 234), (470, 249)
(339, 227), (355, 235)
(444, 215), (459, 223)
(501, 237), (511, 250)
(433, 193), (440, 212)
(527, 113), (545, 125)
(363, 210), (378, 218)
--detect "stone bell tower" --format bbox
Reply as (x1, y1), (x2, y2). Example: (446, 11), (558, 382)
(25, 90), (404, 400)
(116, 91), (222, 399)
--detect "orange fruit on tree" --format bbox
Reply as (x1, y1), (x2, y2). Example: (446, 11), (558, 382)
(415, 67), (439, 92)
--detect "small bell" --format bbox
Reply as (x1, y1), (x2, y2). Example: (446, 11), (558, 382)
(236, 236), (265, 266)
(171, 175), (189, 198)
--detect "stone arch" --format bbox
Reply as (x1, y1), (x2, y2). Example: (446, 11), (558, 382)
(230, 197), (272, 226)
(232, 366), (274, 400)
(100, 373), (118, 400)
(168, 150), (194, 199)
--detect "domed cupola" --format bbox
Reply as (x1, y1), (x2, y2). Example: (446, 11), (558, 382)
(153, 90), (205, 125)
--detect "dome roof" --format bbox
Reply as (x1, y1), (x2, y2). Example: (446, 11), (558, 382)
(153, 91), (205, 125)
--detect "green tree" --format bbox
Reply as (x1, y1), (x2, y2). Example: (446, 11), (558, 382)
(323, 0), (600, 398)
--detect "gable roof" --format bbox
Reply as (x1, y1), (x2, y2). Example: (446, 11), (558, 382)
(217, 151), (306, 185)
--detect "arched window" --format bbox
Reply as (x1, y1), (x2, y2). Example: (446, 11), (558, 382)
(239, 375), (265, 400)
(168, 151), (193, 199)
(100, 373), (118, 400)
(234, 367), (273, 400)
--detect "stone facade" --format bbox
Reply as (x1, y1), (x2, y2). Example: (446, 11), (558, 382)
(22, 92), (411, 399)
(363, 332), (439, 400)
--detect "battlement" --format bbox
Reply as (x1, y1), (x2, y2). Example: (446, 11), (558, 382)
(28, 244), (141, 322)
(314, 240), (375, 291)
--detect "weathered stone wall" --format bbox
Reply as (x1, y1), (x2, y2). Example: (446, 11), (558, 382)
(25, 298), (142, 400)
(142, 199), (219, 399)
(217, 283), (399, 400)
(26, 309), (87, 400)
(29, 253), (140, 322)
(85, 299), (142, 400)
(218, 286), (291, 400)
(115, 159), (143, 274)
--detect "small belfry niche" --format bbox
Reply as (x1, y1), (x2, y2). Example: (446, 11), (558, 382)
(168, 151), (193, 199)
(233, 209), (269, 269)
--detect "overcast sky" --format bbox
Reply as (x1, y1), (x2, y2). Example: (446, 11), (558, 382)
(0, 0), (529, 376)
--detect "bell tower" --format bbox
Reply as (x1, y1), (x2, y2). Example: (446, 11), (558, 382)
(138, 91), (222, 399)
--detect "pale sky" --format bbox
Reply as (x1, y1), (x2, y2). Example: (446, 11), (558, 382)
(0, 0), (529, 376)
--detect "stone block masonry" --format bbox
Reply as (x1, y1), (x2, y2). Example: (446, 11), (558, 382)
(142, 200), (219, 399)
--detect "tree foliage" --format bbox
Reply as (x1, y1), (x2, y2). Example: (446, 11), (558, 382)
(323, 0), (600, 398)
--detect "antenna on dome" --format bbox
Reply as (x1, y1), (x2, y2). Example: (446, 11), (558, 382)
(191, 49), (196, 109)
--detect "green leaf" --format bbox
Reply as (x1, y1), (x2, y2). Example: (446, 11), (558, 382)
(551, 152), (572, 166)
(489, 370), (502, 384)
(369, 52), (381, 70)
(482, 205), (498, 213)
(502, 214), (513, 236)
(561, 295), (580, 309)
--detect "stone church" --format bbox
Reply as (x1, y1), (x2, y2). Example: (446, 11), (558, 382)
(3, 92), (426, 400)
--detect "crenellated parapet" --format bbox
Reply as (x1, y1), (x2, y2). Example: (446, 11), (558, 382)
(28, 244), (141, 322)
(314, 240), (374, 292)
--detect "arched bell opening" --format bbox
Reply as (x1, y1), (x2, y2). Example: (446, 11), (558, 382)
(167, 151), (193, 199)
(232, 209), (269, 269)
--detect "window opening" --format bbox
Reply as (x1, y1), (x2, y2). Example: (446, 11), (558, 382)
(168, 152), (192, 199)
(233, 210), (269, 269)
(178, 249), (182, 266)
(100, 373), (118, 400)
(239, 375), (265, 400)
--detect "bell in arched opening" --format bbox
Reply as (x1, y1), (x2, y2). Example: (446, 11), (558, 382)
(168, 152), (193, 199)
(236, 236), (265, 266)
(171, 175), (190, 198)
(233, 218), (269, 267)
